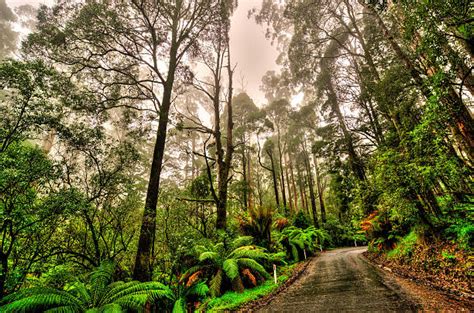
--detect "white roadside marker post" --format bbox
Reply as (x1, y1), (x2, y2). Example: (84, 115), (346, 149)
(273, 264), (277, 284)
(303, 248), (307, 260)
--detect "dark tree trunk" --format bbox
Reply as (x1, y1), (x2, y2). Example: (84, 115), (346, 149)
(0, 253), (7, 299)
(304, 153), (319, 227)
(313, 154), (327, 224)
(268, 152), (280, 208)
(133, 81), (174, 281)
(242, 144), (248, 210)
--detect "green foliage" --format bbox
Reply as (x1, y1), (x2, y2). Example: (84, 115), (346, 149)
(237, 206), (273, 248)
(277, 226), (330, 261)
(1, 262), (172, 312)
(444, 219), (474, 250)
(387, 230), (419, 259)
(201, 280), (277, 312)
(292, 211), (311, 229)
(185, 236), (271, 297)
(201, 262), (296, 312)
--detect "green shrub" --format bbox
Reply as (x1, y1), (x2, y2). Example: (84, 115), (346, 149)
(387, 230), (419, 259)
(1, 262), (172, 312)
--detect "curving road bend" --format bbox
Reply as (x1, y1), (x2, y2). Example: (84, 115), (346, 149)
(258, 247), (418, 312)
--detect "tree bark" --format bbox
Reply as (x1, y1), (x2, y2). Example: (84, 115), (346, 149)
(133, 71), (175, 281)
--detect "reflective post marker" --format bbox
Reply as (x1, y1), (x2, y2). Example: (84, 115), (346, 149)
(273, 264), (277, 284)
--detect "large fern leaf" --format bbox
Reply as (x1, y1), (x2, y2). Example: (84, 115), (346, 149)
(171, 297), (186, 313)
(198, 251), (219, 263)
(1, 292), (83, 313)
(237, 258), (270, 279)
(231, 236), (254, 249)
(209, 269), (223, 297)
(222, 259), (239, 280)
(228, 245), (268, 260)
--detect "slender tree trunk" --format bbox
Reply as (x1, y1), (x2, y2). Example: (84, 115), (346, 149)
(242, 143), (247, 210)
(247, 148), (253, 211)
(297, 164), (307, 212)
(327, 83), (366, 181)
(277, 128), (287, 212)
(0, 253), (7, 299)
(313, 154), (327, 224)
(285, 156), (293, 213)
(304, 153), (319, 227)
(289, 155), (298, 212)
(133, 73), (175, 281)
(268, 152), (280, 208)
(215, 32), (234, 230)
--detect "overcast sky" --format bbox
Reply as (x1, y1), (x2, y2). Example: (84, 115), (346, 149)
(5, 0), (279, 105)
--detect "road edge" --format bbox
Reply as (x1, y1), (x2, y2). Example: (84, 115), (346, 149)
(362, 252), (474, 311)
(235, 254), (317, 312)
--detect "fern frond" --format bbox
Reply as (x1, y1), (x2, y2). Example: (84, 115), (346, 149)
(209, 269), (223, 297)
(290, 243), (299, 261)
(112, 294), (148, 311)
(172, 297), (186, 313)
(231, 236), (253, 248)
(99, 303), (122, 313)
(44, 305), (78, 313)
(237, 258), (270, 279)
(222, 259), (239, 280)
(106, 282), (172, 304)
(1, 292), (83, 313)
(90, 262), (114, 305)
(228, 245), (268, 260)
(187, 282), (208, 297)
(186, 271), (202, 287)
(99, 281), (141, 305)
(198, 251), (219, 263)
(182, 265), (203, 280)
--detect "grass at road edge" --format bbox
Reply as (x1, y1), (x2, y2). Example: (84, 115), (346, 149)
(197, 263), (297, 312)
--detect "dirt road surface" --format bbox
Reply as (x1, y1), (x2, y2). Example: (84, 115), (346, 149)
(258, 247), (418, 312)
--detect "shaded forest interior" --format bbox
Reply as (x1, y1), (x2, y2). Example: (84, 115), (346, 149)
(0, 0), (472, 311)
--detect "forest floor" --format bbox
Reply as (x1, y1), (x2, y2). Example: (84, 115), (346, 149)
(253, 247), (472, 312)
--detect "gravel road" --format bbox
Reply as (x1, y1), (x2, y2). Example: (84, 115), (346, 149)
(258, 247), (418, 312)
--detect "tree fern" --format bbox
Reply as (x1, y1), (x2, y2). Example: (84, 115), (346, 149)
(186, 236), (271, 296)
(1, 263), (172, 313)
(278, 226), (331, 261)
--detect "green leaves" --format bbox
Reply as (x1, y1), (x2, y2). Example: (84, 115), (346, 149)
(192, 236), (271, 296)
(278, 226), (330, 261)
(223, 259), (239, 280)
(1, 263), (172, 312)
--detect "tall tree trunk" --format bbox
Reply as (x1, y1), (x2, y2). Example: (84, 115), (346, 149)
(247, 148), (253, 211)
(215, 32), (234, 230)
(268, 152), (280, 208)
(304, 153), (319, 227)
(285, 156), (293, 213)
(313, 154), (327, 224)
(327, 83), (366, 181)
(289, 155), (298, 212)
(297, 164), (307, 212)
(242, 143), (248, 210)
(277, 128), (288, 212)
(0, 252), (7, 299)
(133, 72), (175, 281)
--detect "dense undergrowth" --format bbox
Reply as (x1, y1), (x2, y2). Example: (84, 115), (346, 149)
(1, 0), (473, 312)
(0, 211), (331, 312)
(364, 197), (473, 294)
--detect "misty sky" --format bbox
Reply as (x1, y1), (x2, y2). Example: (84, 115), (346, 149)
(5, 0), (279, 105)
